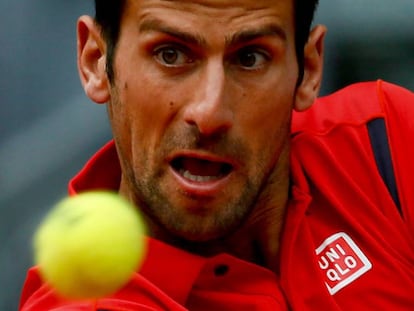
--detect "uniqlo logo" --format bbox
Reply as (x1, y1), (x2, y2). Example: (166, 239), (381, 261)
(316, 232), (372, 295)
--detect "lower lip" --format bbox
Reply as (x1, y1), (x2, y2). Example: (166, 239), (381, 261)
(169, 166), (232, 198)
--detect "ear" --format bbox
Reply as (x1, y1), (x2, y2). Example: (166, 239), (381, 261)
(77, 15), (110, 104)
(294, 25), (327, 111)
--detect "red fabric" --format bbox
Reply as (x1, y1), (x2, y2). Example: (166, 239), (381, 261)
(20, 80), (414, 310)
(281, 80), (414, 310)
(20, 141), (287, 310)
(20, 230), (286, 310)
(68, 140), (121, 196)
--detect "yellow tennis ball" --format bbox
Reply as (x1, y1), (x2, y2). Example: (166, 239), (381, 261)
(33, 191), (147, 300)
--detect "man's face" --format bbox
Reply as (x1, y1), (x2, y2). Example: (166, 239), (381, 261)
(108, 0), (299, 241)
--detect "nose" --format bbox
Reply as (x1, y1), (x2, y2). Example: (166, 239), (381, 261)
(183, 60), (234, 136)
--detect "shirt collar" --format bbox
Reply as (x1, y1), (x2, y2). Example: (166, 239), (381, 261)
(69, 140), (121, 195)
(68, 140), (207, 304)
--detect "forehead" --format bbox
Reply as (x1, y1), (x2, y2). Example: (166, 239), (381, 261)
(122, 0), (295, 39)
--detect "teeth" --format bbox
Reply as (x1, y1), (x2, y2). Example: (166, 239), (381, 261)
(182, 169), (219, 182)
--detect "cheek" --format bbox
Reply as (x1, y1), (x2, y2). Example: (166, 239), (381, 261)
(239, 85), (294, 132)
(116, 77), (164, 130)
(111, 79), (183, 171)
(237, 88), (294, 159)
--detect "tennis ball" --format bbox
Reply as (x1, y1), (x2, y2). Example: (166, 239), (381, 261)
(33, 191), (147, 300)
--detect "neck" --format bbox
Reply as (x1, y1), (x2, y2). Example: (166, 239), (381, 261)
(230, 141), (290, 271)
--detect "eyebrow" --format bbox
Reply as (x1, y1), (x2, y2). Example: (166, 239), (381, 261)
(139, 18), (286, 48)
(139, 18), (207, 46)
(225, 24), (287, 47)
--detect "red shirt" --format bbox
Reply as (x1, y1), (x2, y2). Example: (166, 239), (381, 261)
(20, 80), (414, 310)
(281, 80), (414, 309)
(19, 143), (287, 310)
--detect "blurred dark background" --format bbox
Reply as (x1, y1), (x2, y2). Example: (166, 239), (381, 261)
(1, 1), (413, 309)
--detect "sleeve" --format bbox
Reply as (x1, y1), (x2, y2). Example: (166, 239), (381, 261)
(379, 80), (414, 230)
(19, 266), (188, 311)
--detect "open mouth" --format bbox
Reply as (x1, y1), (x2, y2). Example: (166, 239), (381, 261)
(170, 157), (233, 182)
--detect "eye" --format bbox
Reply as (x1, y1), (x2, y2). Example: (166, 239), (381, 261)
(153, 45), (193, 66)
(235, 48), (270, 69)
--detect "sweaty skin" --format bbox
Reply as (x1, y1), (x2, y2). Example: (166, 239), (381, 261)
(77, 0), (325, 269)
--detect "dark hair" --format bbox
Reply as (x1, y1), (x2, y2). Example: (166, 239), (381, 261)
(94, 0), (319, 84)
(294, 0), (319, 84)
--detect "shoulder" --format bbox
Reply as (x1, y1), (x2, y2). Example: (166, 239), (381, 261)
(289, 80), (414, 229)
(292, 80), (414, 135)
